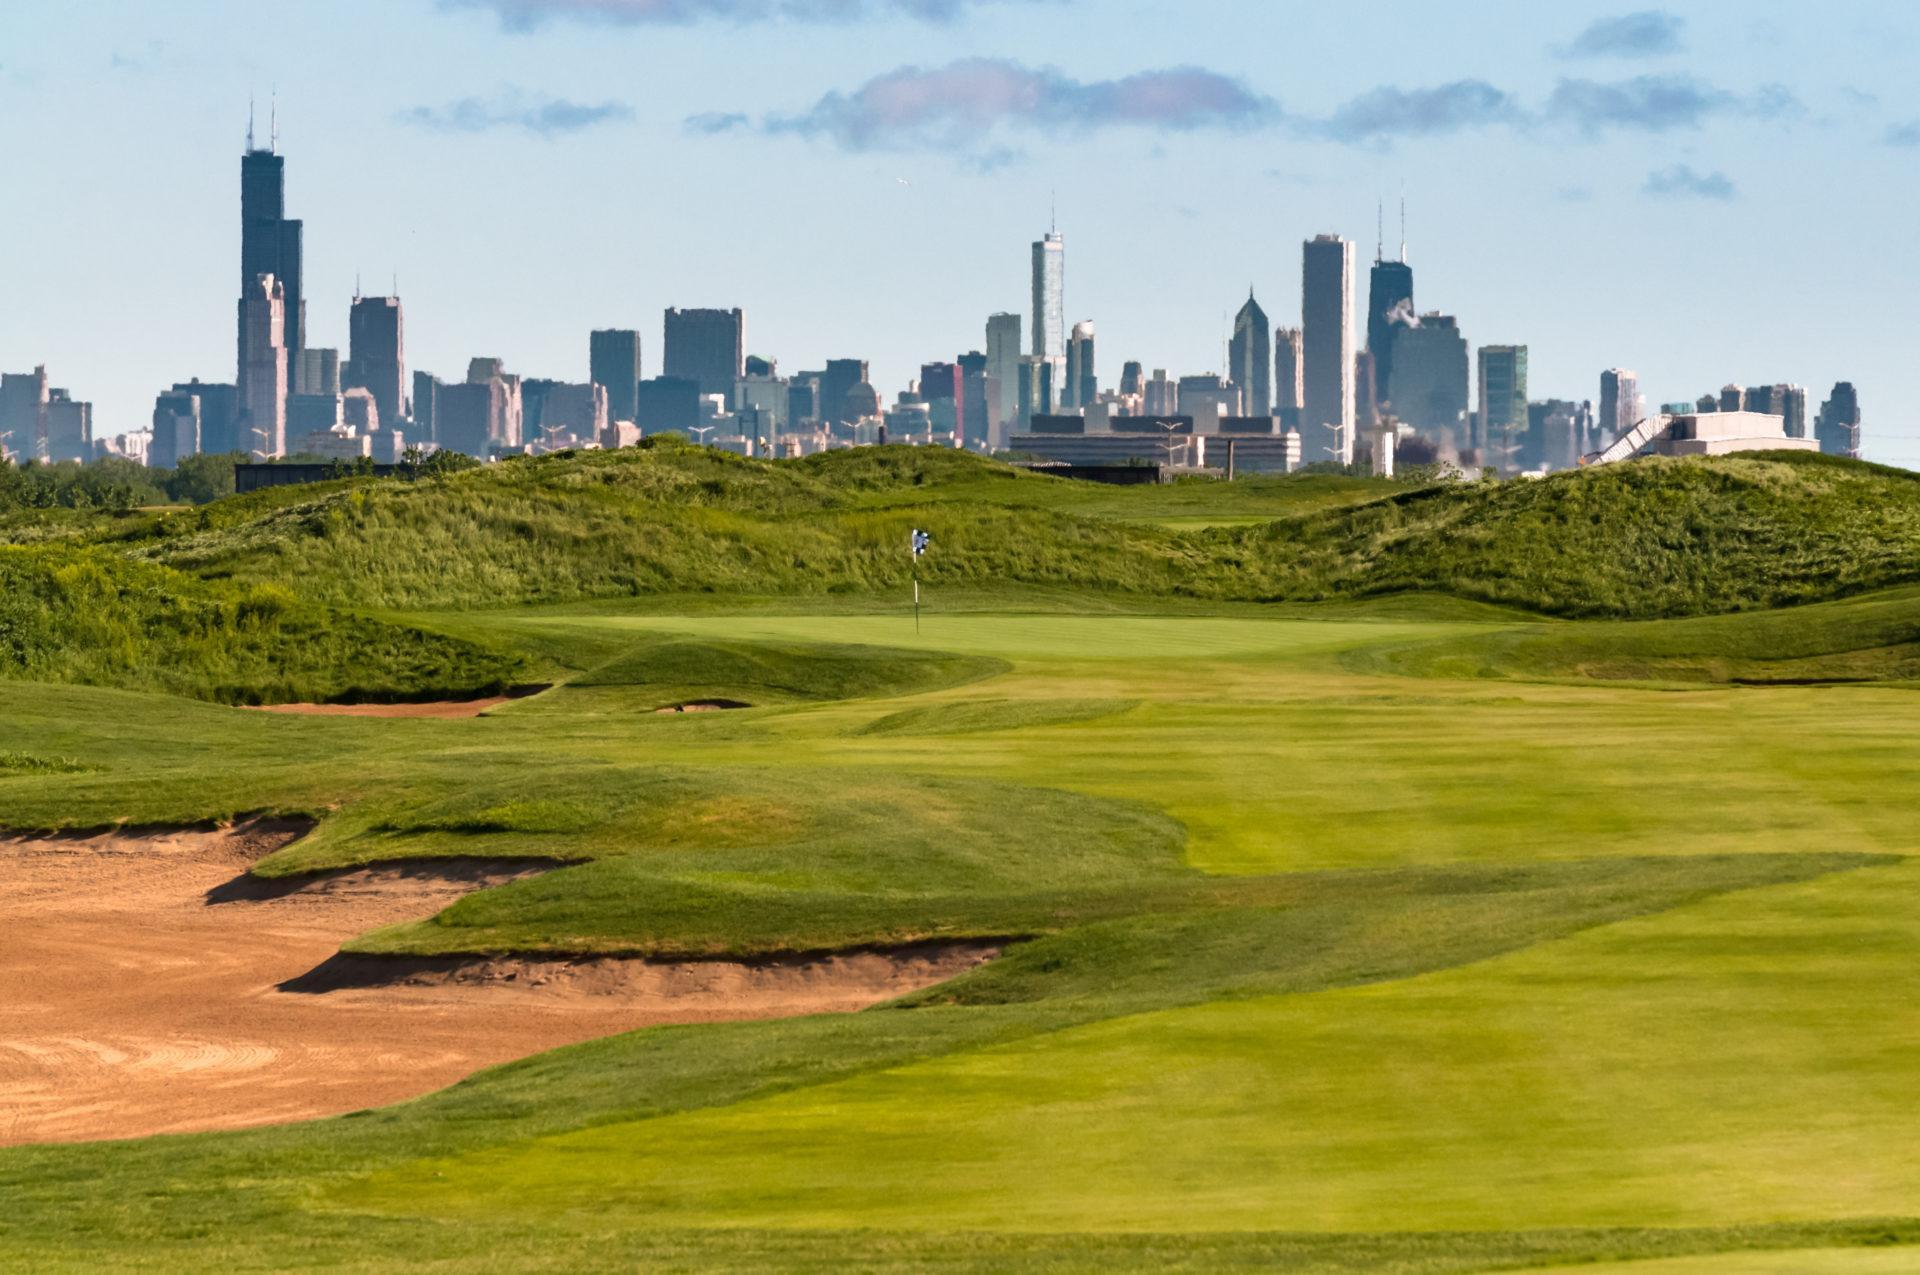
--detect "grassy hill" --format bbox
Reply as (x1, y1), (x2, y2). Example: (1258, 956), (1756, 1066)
(6, 442), (1920, 703)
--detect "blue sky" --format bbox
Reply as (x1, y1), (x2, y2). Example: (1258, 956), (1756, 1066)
(3, 0), (1916, 465)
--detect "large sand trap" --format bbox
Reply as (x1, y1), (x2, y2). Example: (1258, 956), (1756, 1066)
(0, 822), (998, 1147)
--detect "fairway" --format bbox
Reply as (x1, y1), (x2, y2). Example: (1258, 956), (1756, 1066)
(4, 450), (1920, 1272)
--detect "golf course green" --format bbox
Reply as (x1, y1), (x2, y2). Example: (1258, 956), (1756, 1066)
(2, 444), (1918, 1272)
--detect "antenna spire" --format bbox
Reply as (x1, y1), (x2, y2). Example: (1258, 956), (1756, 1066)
(1399, 195), (1407, 264)
(1376, 198), (1384, 264)
(270, 89), (278, 153)
(247, 95), (255, 151)
(1049, 189), (1056, 236)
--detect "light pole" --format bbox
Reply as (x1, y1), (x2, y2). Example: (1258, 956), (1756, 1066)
(1157, 418), (1184, 479)
(689, 425), (718, 447)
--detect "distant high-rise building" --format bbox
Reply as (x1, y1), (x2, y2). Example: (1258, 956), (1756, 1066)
(345, 295), (407, 427)
(1387, 315), (1468, 446)
(1032, 229), (1067, 406)
(1720, 384), (1745, 414)
(590, 329), (644, 424)
(920, 361), (964, 435)
(821, 358), (870, 427)
(1177, 374), (1241, 423)
(1066, 322), (1097, 410)
(986, 313), (1023, 441)
(1231, 293), (1272, 417)
(0, 366), (49, 460)
(1120, 361), (1145, 398)
(436, 380), (507, 458)
(44, 389), (92, 464)
(1302, 235), (1355, 463)
(1816, 382), (1862, 459)
(1598, 368), (1641, 446)
(1032, 231), (1065, 365)
(527, 382), (607, 445)
(1144, 369), (1177, 417)
(240, 126), (305, 391)
(1478, 345), (1529, 465)
(1526, 399), (1587, 473)
(1355, 350), (1380, 429)
(787, 376), (821, 428)
(237, 273), (289, 457)
(463, 358), (522, 448)
(634, 376), (701, 433)
(1367, 261), (1414, 407)
(412, 372), (443, 444)
(1273, 328), (1304, 428)
(663, 308), (744, 407)
(295, 349), (340, 398)
(957, 351), (990, 445)
(172, 379), (238, 455)
(743, 355), (774, 378)
(1017, 356), (1055, 424)
(1781, 384), (1809, 439)
(150, 390), (200, 469)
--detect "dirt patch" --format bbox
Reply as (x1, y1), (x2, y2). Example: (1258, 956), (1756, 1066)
(654, 699), (753, 715)
(247, 686), (550, 720)
(0, 822), (997, 1147)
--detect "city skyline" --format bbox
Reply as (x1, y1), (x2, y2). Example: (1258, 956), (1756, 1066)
(3, 1), (1914, 464)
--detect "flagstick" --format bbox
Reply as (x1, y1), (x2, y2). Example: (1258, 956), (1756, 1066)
(914, 572), (921, 635)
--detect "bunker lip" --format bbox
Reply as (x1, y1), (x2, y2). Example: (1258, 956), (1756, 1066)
(654, 699), (753, 714)
(206, 855), (569, 904)
(283, 940), (1005, 997)
(245, 684), (551, 719)
(0, 820), (1002, 1147)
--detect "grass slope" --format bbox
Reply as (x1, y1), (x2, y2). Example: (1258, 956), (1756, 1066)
(74, 443), (1920, 622)
(1353, 584), (1920, 686)
(0, 545), (524, 704)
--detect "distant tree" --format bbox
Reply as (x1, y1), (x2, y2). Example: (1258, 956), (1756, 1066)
(164, 453), (240, 505)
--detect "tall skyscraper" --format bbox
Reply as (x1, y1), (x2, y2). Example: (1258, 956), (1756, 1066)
(237, 273), (288, 457)
(1119, 361), (1144, 398)
(44, 389), (92, 465)
(920, 361), (964, 436)
(1016, 356), (1055, 425)
(345, 295), (406, 427)
(1391, 315), (1470, 446)
(1231, 292), (1272, 417)
(1273, 328), (1304, 425)
(985, 312), (1022, 441)
(1367, 249), (1414, 403)
(957, 351), (990, 446)
(1598, 368), (1641, 446)
(1302, 235), (1355, 463)
(663, 308), (744, 407)
(590, 329), (644, 424)
(1066, 322), (1096, 410)
(239, 119), (305, 391)
(1781, 384), (1810, 439)
(0, 366), (48, 460)
(1032, 230), (1066, 394)
(1478, 345), (1529, 466)
(1816, 382), (1862, 459)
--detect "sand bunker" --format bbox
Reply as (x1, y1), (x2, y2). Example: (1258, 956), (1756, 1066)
(0, 822), (997, 1147)
(654, 700), (753, 715)
(247, 686), (549, 720)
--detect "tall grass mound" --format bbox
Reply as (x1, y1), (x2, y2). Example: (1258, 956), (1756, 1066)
(0, 546), (526, 705)
(128, 445), (1920, 620)
(1352, 584), (1920, 685)
(1229, 452), (1920, 618)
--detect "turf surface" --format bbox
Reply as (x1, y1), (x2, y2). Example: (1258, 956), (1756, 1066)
(4, 483), (1920, 1269)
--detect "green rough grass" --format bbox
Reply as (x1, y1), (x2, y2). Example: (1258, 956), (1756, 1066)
(0, 545), (526, 705)
(1352, 584), (1920, 686)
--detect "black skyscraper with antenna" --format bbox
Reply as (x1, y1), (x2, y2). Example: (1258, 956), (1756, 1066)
(239, 102), (306, 389)
(1367, 200), (1414, 408)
